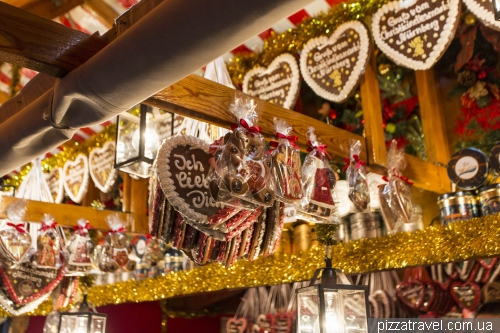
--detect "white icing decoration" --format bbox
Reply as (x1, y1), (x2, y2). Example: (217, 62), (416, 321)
(300, 21), (370, 103)
(372, 0), (460, 70)
(45, 167), (64, 204)
(89, 141), (117, 193)
(463, 0), (500, 32)
(243, 53), (300, 110)
(63, 154), (89, 203)
(0, 289), (50, 316)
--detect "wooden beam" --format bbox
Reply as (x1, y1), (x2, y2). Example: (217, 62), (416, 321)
(146, 74), (366, 161)
(0, 1), (107, 77)
(404, 154), (451, 194)
(4, 0), (83, 19)
(415, 69), (451, 165)
(129, 178), (148, 234)
(0, 196), (132, 230)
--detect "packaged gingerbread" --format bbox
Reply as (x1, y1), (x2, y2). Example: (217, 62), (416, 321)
(99, 214), (136, 273)
(269, 117), (303, 204)
(343, 139), (370, 212)
(34, 214), (63, 269)
(297, 128), (338, 223)
(65, 219), (95, 276)
(0, 200), (33, 267)
(208, 92), (275, 208)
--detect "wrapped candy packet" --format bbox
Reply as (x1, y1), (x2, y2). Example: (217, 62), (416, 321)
(34, 214), (63, 269)
(269, 118), (303, 204)
(343, 140), (370, 212)
(379, 140), (414, 233)
(297, 128), (338, 223)
(0, 200), (33, 267)
(208, 92), (275, 208)
(99, 214), (136, 273)
(65, 219), (95, 276)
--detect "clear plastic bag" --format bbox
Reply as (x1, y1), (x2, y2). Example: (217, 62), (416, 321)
(344, 139), (370, 212)
(297, 128), (338, 223)
(379, 140), (413, 233)
(0, 200), (33, 267)
(65, 219), (95, 276)
(34, 214), (63, 269)
(269, 118), (303, 204)
(99, 214), (136, 273)
(208, 92), (275, 208)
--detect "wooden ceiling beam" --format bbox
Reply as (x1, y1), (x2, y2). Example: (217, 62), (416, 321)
(3, 0), (83, 19)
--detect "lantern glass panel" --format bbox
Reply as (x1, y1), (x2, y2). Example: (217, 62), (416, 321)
(297, 286), (320, 333)
(91, 316), (107, 333)
(116, 105), (141, 165)
(324, 288), (367, 333)
(495, 0), (500, 20)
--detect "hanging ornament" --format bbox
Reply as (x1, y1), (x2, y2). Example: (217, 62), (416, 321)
(464, 13), (477, 26)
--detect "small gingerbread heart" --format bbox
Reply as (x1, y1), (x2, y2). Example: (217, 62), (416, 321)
(63, 154), (89, 203)
(89, 141), (117, 193)
(274, 312), (292, 333)
(0, 224), (32, 265)
(451, 281), (480, 311)
(396, 280), (425, 311)
(226, 317), (247, 333)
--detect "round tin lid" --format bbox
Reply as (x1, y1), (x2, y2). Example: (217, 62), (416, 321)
(478, 182), (500, 194)
(447, 148), (489, 190)
(489, 141), (500, 174)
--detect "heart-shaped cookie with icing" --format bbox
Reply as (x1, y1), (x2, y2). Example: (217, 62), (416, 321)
(157, 135), (224, 225)
(89, 141), (117, 193)
(396, 280), (425, 311)
(226, 317), (247, 333)
(0, 289), (51, 316)
(45, 167), (64, 204)
(63, 154), (89, 203)
(372, 0), (460, 70)
(463, 0), (500, 32)
(451, 281), (480, 311)
(300, 21), (370, 103)
(243, 53), (300, 110)
(0, 226), (32, 265)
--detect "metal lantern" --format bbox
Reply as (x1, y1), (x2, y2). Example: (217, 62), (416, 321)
(58, 295), (107, 333)
(296, 259), (369, 333)
(114, 104), (174, 178)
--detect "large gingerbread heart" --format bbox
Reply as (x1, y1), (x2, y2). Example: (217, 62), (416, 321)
(463, 0), (500, 31)
(243, 53), (300, 110)
(300, 21), (370, 103)
(226, 317), (247, 333)
(372, 0), (460, 70)
(0, 289), (50, 316)
(63, 154), (89, 203)
(45, 167), (64, 204)
(451, 281), (480, 311)
(157, 135), (224, 225)
(89, 141), (117, 193)
(0, 261), (64, 305)
(396, 280), (425, 311)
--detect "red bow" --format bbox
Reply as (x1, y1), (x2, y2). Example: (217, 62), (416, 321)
(39, 221), (57, 232)
(380, 174), (413, 186)
(231, 119), (261, 134)
(276, 133), (299, 149)
(342, 154), (366, 173)
(73, 221), (93, 235)
(7, 223), (26, 234)
(307, 141), (332, 159)
(109, 226), (127, 234)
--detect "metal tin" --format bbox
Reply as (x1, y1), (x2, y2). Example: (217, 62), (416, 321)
(438, 191), (479, 225)
(447, 148), (492, 190)
(349, 212), (383, 240)
(479, 183), (500, 216)
(293, 223), (319, 253)
(338, 218), (350, 242)
(489, 142), (500, 174)
(398, 205), (424, 232)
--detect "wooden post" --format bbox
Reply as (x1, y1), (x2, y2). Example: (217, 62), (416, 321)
(360, 54), (387, 167)
(121, 172), (132, 213)
(129, 178), (148, 234)
(415, 69), (451, 165)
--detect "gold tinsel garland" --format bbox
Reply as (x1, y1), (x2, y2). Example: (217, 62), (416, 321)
(5, 213), (500, 317)
(4, 124), (116, 188)
(227, 0), (389, 85)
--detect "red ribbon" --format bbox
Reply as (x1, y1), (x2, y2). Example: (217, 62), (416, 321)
(342, 154), (366, 173)
(307, 141), (332, 159)
(380, 174), (413, 186)
(109, 226), (127, 234)
(7, 223), (26, 234)
(73, 221), (93, 235)
(231, 119), (261, 133)
(276, 133), (299, 149)
(39, 221), (57, 232)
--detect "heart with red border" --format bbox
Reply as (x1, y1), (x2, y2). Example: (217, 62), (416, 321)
(226, 317), (247, 333)
(89, 141), (117, 193)
(0, 261), (64, 305)
(45, 167), (64, 204)
(463, 0), (500, 32)
(243, 53), (300, 110)
(451, 281), (481, 311)
(63, 154), (89, 203)
(300, 21), (370, 103)
(478, 258), (498, 283)
(256, 314), (272, 333)
(396, 280), (425, 311)
(157, 135), (226, 225)
(372, 0), (461, 70)
(274, 312), (292, 333)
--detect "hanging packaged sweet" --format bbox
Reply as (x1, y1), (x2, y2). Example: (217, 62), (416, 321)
(208, 92), (275, 208)
(379, 140), (414, 233)
(269, 117), (303, 204)
(34, 214), (63, 269)
(297, 127), (337, 222)
(0, 201), (33, 267)
(65, 219), (95, 275)
(343, 139), (370, 212)
(99, 214), (136, 273)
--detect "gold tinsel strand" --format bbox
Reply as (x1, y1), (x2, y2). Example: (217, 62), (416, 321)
(226, 0), (389, 85)
(4, 124), (116, 188)
(314, 223), (340, 246)
(9, 65), (21, 98)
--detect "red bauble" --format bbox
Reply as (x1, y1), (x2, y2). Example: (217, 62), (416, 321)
(478, 71), (487, 80)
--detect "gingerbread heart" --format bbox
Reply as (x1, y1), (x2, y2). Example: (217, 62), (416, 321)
(243, 53), (300, 110)
(89, 141), (117, 193)
(157, 135), (225, 225)
(300, 21), (370, 103)
(0, 261), (64, 305)
(274, 313), (292, 333)
(0, 289), (51, 316)
(226, 317), (247, 333)
(45, 167), (64, 204)
(396, 280), (425, 311)
(256, 314), (272, 332)
(372, 0), (460, 70)
(0, 227), (32, 265)
(478, 258), (498, 283)
(451, 281), (480, 311)
(463, 0), (500, 32)
(63, 154), (89, 203)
